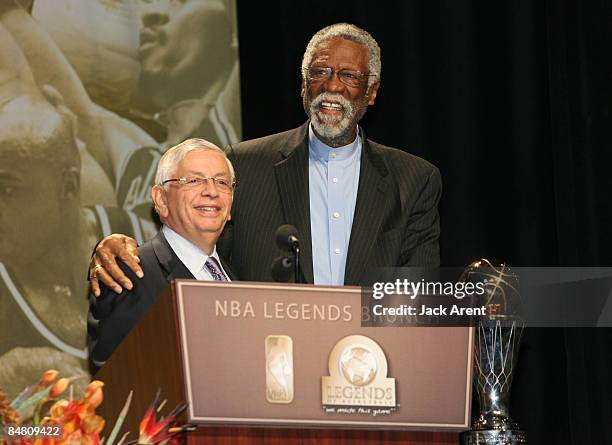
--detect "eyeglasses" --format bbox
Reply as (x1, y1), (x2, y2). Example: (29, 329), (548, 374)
(162, 176), (236, 193)
(306, 67), (375, 88)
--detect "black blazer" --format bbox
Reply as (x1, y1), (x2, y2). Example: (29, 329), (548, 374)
(222, 122), (441, 285)
(88, 231), (235, 370)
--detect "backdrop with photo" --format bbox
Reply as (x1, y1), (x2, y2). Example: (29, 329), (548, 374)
(0, 0), (241, 398)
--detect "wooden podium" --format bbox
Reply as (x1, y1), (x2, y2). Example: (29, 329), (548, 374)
(95, 281), (472, 444)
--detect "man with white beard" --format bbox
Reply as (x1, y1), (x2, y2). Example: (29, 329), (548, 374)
(90, 23), (442, 290)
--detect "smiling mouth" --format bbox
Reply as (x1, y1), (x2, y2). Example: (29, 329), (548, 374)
(194, 205), (221, 215)
(319, 101), (344, 113)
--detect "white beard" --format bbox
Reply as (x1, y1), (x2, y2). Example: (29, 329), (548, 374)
(305, 92), (366, 146)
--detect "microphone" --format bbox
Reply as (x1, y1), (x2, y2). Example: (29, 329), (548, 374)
(273, 225), (301, 283)
(271, 256), (293, 282)
(275, 224), (299, 252)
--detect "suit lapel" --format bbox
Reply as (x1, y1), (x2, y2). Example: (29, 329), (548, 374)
(220, 257), (238, 281)
(273, 123), (314, 283)
(151, 232), (195, 282)
(345, 132), (389, 285)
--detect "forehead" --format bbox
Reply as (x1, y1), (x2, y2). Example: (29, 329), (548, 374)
(0, 137), (41, 166)
(311, 38), (369, 71)
(176, 149), (230, 174)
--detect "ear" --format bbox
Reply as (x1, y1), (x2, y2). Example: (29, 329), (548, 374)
(151, 185), (169, 219)
(61, 167), (80, 200)
(227, 193), (233, 222)
(300, 79), (306, 98)
(367, 81), (380, 106)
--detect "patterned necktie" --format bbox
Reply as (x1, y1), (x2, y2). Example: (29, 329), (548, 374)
(204, 257), (228, 281)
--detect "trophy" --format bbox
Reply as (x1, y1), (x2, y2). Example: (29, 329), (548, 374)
(460, 259), (527, 444)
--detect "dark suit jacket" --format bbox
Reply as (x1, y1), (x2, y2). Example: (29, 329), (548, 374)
(88, 231), (235, 370)
(222, 122), (441, 285)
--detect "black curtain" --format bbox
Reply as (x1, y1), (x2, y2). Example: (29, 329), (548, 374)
(237, 1), (612, 444)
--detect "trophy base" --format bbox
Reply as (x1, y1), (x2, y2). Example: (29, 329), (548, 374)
(460, 429), (527, 445)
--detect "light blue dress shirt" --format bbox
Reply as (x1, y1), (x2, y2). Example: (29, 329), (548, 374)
(162, 225), (230, 281)
(308, 125), (362, 285)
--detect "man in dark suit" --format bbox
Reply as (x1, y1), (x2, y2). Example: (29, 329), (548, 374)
(88, 22), (440, 291)
(88, 138), (236, 369)
(225, 123), (440, 285)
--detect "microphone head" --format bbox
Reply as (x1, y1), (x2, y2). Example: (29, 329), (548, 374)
(275, 224), (299, 251)
(271, 256), (293, 282)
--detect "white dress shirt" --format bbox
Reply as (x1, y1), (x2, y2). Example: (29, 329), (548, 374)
(162, 225), (230, 281)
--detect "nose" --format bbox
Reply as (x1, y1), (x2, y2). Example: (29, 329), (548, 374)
(141, 2), (170, 27)
(323, 70), (345, 93)
(200, 178), (220, 197)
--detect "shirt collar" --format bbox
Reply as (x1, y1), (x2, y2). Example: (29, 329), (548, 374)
(308, 123), (361, 162)
(162, 225), (220, 274)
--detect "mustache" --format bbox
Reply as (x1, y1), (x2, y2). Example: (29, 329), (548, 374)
(310, 92), (371, 116)
(310, 93), (353, 113)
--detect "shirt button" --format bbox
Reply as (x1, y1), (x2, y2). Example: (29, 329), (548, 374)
(334, 248), (341, 255)
(330, 152), (337, 158)
(333, 212), (340, 219)
(332, 177), (338, 183)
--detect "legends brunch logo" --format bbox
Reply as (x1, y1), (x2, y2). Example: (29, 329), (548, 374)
(322, 335), (396, 407)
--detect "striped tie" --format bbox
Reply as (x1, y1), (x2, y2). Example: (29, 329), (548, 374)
(204, 257), (228, 281)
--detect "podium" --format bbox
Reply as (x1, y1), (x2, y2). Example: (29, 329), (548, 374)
(96, 280), (473, 444)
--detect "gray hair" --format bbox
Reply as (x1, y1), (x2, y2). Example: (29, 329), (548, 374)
(301, 23), (381, 88)
(155, 138), (235, 187)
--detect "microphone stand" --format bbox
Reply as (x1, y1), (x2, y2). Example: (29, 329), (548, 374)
(292, 245), (301, 283)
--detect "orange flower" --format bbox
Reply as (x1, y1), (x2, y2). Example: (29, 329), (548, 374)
(49, 379), (70, 399)
(39, 371), (59, 386)
(5, 375), (191, 445)
(0, 387), (20, 426)
(34, 370), (59, 393)
(137, 392), (187, 444)
(38, 387), (105, 445)
(6, 437), (34, 445)
(82, 381), (103, 409)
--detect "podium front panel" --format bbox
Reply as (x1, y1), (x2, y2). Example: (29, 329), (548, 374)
(174, 280), (473, 431)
